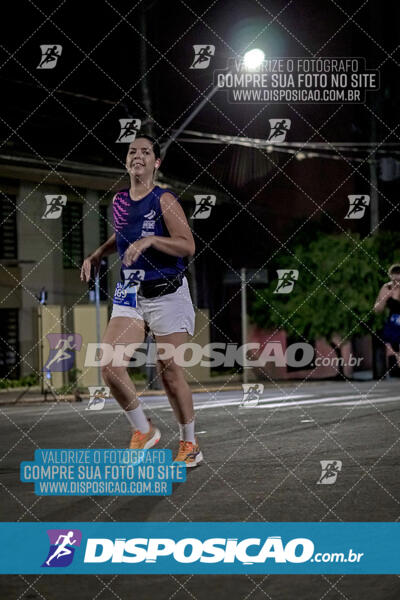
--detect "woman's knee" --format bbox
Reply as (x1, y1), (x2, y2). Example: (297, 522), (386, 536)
(101, 364), (127, 387)
(159, 360), (183, 390)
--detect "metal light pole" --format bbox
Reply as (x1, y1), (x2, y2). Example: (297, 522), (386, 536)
(38, 303), (44, 397)
(95, 274), (102, 386)
(369, 118), (379, 233)
(369, 0), (380, 235)
(241, 267), (248, 384)
(161, 49), (265, 155)
(161, 82), (221, 156)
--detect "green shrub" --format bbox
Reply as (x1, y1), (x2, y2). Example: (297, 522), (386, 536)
(0, 373), (40, 390)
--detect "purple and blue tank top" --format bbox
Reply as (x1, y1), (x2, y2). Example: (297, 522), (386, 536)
(112, 185), (185, 281)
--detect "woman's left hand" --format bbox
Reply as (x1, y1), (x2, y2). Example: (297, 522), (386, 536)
(123, 237), (153, 266)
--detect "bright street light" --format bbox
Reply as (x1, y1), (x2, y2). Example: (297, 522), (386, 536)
(243, 48), (265, 70)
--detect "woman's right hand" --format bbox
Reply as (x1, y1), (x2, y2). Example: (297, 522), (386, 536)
(80, 251), (102, 283)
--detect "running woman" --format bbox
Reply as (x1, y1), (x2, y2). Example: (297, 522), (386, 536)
(80, 134), (203, 467)
(374, 263), (400, 366)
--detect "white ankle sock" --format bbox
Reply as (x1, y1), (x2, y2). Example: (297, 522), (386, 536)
(125, 405), (150, 433)
(179, 420), (195, 444)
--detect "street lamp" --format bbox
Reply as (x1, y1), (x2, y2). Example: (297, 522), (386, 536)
(243, 48), (265, 70)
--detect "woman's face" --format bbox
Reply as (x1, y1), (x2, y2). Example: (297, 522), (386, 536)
(390, 272), (400, 284)
(125, 138), (161, 179)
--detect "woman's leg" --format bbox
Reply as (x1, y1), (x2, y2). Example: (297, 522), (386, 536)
(155, 331), (202, 466)
(154, 331), (194, 425)
(101, 316), (160, 448)
(101, 316), (145, 411)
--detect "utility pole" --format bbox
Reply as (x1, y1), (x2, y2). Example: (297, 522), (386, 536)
(95, 274), (102, 386)
(370, 117), (379, 232)
(241, 267), (248, 384)
(140, 7), (155, 138)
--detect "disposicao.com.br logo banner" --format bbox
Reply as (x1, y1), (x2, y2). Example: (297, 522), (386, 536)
(0, 522), (399, 574)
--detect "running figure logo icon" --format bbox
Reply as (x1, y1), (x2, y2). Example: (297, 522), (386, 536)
(191, 195), (216, 219)
(43, 334), (82, 373)
(37, 45), (62, 69)
(122, 269), (145, 287)
(42, 529), (82, 567)
(42, 195), (67, 219)
(317, 460), (342, 484)
(274, 269), (299, 294)
(190, 45), (215, 69)
(240, 383), (264, 407)
(87, 386), (110, 410)
(345, 195), (370, 219)
(267, 119), (291, 142)
(116, 118), (141, 143)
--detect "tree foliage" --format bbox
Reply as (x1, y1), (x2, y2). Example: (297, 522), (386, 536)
(250, 231), (400, 342)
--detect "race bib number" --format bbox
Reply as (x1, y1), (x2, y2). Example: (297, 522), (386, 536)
(113, 269), (145, 308)
(112, 281), (137, 308)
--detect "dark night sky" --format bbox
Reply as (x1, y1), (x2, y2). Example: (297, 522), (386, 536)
(0, 0), (398, 185)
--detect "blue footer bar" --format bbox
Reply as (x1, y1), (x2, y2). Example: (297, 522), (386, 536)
(0, 522), (399, 574)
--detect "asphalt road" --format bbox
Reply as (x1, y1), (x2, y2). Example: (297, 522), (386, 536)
(1, 379), (400, 599)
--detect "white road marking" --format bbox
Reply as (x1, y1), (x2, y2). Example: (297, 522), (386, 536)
(191, 394), (382, 411)
(3, 393), (399, 417)
(329, 397), (400, 407)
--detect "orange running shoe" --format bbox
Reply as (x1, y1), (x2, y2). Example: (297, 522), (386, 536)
(174, 439), (203, 468)
(129, 420), (160, 450)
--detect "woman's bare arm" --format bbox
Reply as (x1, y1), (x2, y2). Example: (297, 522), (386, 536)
(374, 282), (392, 313)
(153, 192), (195, 257)
(80, 233), (117, 282)
(98, 233), (117, 257)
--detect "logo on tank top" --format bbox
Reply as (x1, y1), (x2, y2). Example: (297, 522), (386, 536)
(141, 208), (156, 237)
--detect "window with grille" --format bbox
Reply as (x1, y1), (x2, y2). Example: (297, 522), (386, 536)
(0, 194), (17, 259)
(0, 309), (19, 379)
(62, 201), (83, 268)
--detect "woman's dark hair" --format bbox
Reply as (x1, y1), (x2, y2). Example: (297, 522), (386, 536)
(135, 133), (161, 160)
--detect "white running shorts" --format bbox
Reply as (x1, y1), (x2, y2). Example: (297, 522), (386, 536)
(110, 276), (195, 337)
